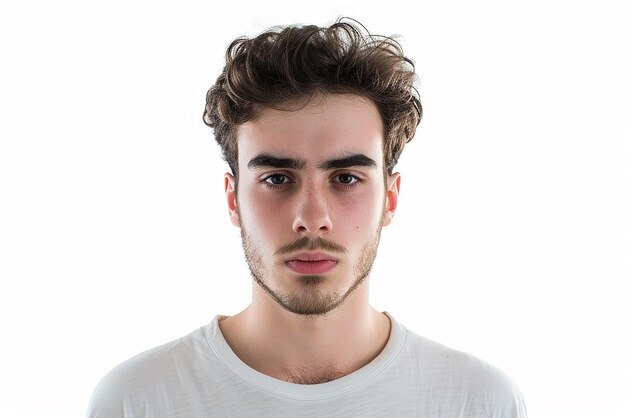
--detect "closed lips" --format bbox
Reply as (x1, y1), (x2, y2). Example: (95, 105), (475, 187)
(285, 253), (338, 274)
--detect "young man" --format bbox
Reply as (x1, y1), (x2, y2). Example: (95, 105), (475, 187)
(87, 20), (527, 417)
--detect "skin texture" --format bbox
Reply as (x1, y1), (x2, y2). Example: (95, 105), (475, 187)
(219, 94), (400, 384)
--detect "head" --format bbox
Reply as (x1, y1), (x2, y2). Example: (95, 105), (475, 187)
(203, 19), (422, 316)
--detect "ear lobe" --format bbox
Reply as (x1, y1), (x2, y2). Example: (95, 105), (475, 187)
(224, 173), (240, 227)
(382, 173), (401, 226)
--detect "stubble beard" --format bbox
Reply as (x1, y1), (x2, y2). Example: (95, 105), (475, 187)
(240, 217), (384, 317)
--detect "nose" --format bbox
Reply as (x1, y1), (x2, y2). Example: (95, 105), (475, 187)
(292, 185), (333, 234)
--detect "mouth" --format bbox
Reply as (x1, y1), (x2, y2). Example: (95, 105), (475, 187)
(284, 252), (338, 275)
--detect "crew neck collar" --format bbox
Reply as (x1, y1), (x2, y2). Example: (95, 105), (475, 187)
(203, 312), (406, 401)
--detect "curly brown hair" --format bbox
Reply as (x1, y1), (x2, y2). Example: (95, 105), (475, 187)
(203, 18), (422, 176)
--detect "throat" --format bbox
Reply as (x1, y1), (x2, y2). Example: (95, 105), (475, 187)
(281, 365), (346, 385)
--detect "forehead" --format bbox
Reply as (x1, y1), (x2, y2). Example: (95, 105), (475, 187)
(236, 94), (384, 165)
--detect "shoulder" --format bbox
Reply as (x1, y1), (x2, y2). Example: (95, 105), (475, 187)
(400, 329), (527, 417)
(86, 326), (210, 418)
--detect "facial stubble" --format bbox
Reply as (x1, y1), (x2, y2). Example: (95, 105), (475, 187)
(239, 210), (385, 317)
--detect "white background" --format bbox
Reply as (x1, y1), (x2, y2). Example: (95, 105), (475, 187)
(1, 0), (624, 417)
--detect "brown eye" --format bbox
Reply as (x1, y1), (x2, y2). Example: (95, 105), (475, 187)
(263, 174), (292, 187)
(335, 174), (358, 184)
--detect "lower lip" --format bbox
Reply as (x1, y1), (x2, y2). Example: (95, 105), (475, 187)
(285, 260), (338, 275)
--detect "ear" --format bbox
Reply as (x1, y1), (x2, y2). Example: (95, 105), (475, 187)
(382, 172), (401, 226)
(224, 172), (240, 227)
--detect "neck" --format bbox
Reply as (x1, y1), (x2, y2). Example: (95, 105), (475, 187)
(218, 279), (391, 384)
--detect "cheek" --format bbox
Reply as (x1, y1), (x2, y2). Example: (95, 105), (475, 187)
(335, 190), (385, 233)
(239, 189), (287, 239)
(252, 189), (292, 220)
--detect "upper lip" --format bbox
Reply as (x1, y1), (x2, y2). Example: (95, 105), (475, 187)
(286, 252), (338, 262)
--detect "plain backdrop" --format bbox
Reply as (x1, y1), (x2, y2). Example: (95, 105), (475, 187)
(1, 0), (624, 417)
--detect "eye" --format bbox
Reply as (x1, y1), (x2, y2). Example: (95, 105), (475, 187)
(262, 173), (291, 187)
(333, 173), (360, 185)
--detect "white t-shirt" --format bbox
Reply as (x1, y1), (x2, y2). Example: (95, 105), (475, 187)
(87, 314), (527, 417)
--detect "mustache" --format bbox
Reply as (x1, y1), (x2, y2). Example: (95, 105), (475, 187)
(274, 236), (347, 257)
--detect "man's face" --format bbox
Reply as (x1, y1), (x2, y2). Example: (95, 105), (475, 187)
(225, 94), (400, 316)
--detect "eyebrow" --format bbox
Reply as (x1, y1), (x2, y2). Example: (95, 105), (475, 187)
(247, 154), (306, 170)
(247, 153), (377, 171)
(318, 154), (377, 170)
